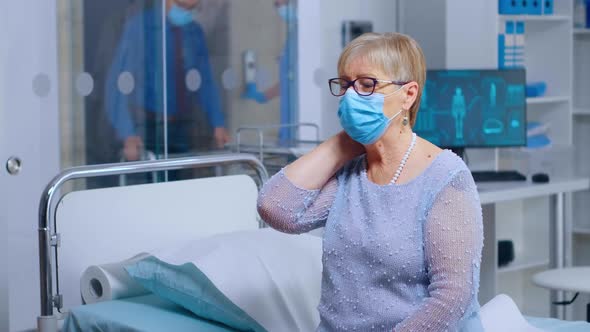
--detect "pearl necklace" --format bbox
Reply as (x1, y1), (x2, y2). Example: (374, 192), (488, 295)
(391, 133), (417, 184)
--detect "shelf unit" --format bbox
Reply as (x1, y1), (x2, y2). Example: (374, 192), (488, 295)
(494, 195), (549, 252)
(520, 13), (573, 147)
(497, 267), (552, 317)
(574, 227), (590, 235)
(498, 258), (550, 274)
(499, 14), (572, 22)
(574, 107), (590, 115)
(526, 96), (571, 105)
(495, 5), (576, 316)
(572, 2), (590, 321)
(401, 0), (586, 320)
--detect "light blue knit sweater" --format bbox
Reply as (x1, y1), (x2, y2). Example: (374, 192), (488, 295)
(257, 150), (484, 331)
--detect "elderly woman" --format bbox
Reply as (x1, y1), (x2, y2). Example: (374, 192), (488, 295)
(257, 32), (483, 331)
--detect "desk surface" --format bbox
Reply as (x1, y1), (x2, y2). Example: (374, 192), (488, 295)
(532, 267), (590, 293)
(477, 177), (590, 204)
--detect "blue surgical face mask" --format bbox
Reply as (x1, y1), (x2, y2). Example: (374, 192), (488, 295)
(168, 4), (194, 26)
(337, 87), (404, 145)
(276, 4), (297, 23)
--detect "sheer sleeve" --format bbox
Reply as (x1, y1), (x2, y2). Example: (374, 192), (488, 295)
(395, 170), (483, 332)
(257, 169), (338, 234)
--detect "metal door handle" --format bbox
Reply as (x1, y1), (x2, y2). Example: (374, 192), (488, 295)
(6, 156), (22, 175)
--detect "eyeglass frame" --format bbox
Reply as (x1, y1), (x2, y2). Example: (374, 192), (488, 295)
(328, 77), (410, 97)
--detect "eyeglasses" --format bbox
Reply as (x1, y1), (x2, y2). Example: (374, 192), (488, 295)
(328, 77), (409, 97)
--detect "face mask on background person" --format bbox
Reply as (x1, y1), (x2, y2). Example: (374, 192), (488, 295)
(168, 4), (194, 26)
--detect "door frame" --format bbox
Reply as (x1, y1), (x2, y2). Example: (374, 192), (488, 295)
(0, 1), (60, 330)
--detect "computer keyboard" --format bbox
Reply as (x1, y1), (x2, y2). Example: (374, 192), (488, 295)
(471, 170), (527, 182)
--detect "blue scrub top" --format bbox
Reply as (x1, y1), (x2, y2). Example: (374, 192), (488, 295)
(105, 8), (224, 140)
(279, 23), (298, 144)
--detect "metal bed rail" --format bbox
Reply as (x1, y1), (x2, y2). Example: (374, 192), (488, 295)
(235, 122), (321, 163)
(37, 153), (268, 332)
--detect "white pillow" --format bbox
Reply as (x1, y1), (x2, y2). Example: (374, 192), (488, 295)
(129, 228), (323, 332)
(480, 294), (543, 332)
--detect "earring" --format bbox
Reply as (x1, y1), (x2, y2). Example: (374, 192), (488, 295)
(402, 111), (409, 126)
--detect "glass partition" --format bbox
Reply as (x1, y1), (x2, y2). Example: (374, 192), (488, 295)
(58, 0), (298, 187)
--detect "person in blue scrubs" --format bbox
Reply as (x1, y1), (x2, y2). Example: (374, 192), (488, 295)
(244, 0), (298, 145)
(106, 0), (230, 163)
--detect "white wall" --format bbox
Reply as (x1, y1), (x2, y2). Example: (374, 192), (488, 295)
(228, 0), (283, 136)
(445, 0), (497, 70)
(298, 0), (399, 139)
(399, 0), (497, 70)
(1, 1), (60, 330)
(297, 0), (322, 140)
(0, 203), (7, 332)
(398, 0), (447, 69)
(0, 23), (8, 332)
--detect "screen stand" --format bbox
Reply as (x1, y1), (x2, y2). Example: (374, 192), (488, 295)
(450, 147), (466, 163)
(447, 147), (527, 182)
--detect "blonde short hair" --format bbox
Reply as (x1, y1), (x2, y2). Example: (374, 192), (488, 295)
(338, 32), (426, 127)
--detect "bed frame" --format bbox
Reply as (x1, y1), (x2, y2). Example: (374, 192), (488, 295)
(37, 153), (268, 332)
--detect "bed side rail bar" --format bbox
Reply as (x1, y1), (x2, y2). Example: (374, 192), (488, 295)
(235, 122), (321, 162)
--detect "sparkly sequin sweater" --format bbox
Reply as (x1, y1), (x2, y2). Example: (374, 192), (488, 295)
(257, 150), (484, 332)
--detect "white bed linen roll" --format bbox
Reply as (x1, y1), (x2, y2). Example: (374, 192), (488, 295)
(80, 253), (151, 304)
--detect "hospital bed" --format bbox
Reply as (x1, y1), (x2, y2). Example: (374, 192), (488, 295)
(37, 153), (268, 332)
(35, 153), (590, 332)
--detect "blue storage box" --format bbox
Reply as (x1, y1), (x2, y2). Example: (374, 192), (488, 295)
(543, 0), (553, 14)
(527, 0), (543, 15)
(526, 82), (547, 97)
(499, 0), (524, 15)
